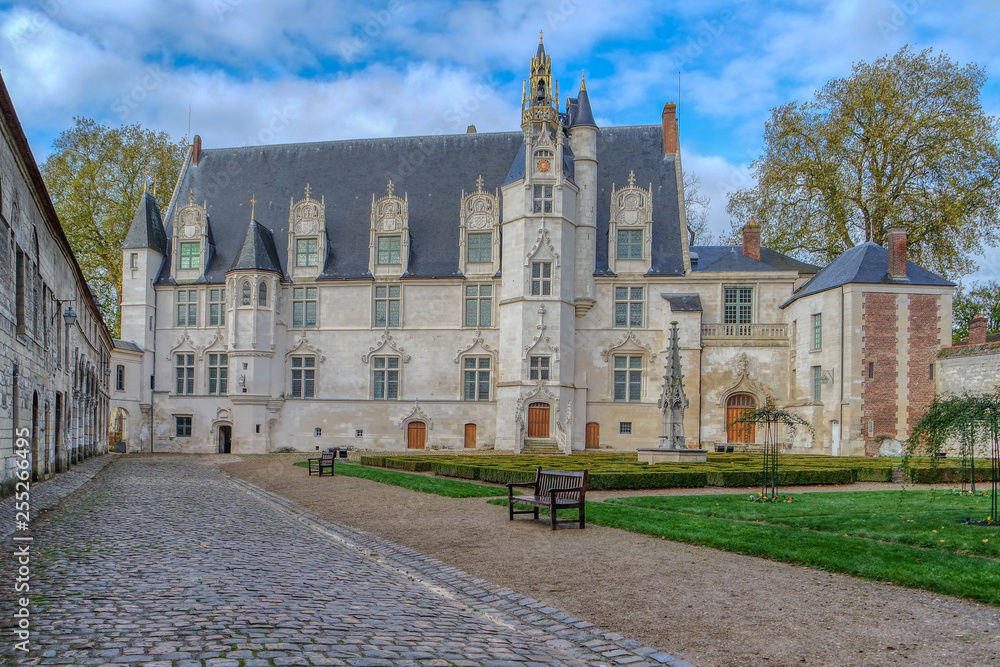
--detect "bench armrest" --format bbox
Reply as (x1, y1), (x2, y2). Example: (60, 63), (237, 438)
(506, 481), (537, 489)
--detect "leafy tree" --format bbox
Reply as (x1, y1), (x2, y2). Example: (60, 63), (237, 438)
(729, 397), (811, 499)
(952, 280), (1000, 342)
(41, 117), (186, 337)
(727, 46), (1000, 279)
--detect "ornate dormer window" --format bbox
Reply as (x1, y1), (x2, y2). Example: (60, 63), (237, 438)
(608, 171), (653, 275)
(530, 130), (558, 182)
(174, 193), (210, 280)
(287, 184), (325, 279)
(459, 175), (500, 278)
(369, 181), (409, 278)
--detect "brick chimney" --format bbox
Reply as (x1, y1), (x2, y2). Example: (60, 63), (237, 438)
(661, 102), (678, 155)
(742, 216), (761, 261)
(969, 313), (988, 345)
(887, 227), (907, 280)
(192, 134), (202, 165)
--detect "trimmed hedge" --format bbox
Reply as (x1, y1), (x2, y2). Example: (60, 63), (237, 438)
(905, 466), (994, 484)
(588, 471), (707, 490)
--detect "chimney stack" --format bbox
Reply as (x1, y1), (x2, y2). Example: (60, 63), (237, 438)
(192, 134), (202, 165)
(742, 216), (761, 261)
(969, 314), (988, 345)
(887, 227), (907, 280)
(661, 102), (678, 155)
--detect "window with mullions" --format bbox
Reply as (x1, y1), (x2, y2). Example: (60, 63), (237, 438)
(724, 287), (753, 324)
(811, 365), (823, 402)
(616, 229), (643, 260)
(812, 313), (822, 350)
(209, 289), (226, 325)
(208, 353), (228, 395)
(464, 284), (492, 327)
(614, 287), (644, 328)
(290, 356), (315, 398)
(296, 238), (319, 267)
(529, 356), (550, 381)
(614, 355), (643, 402)
(372, 356), (399, 399)
(176, 290), (197, 327)
(374, 285), (400, 327)
(292, 287), (318, 328)
(179, 242), (199, 270)
(467, 232), (492, 263)
(175, 354), (195, 395)
(175, 416), (192, 437)
(531, 262), (551, 296)
(377, 236), (402, 265)
(532, 185), (553, 213)
(463, 357), (491, 401)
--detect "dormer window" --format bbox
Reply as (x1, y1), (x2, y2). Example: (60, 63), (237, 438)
(179, 242), (200, 270)
(296, 238), (318, 267)
(617, 230), (643, 260)
(377, 236), (402, 265)
(467, 232), (492, 263)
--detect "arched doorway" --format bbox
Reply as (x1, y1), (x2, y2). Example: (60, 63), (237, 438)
(726, 393), (756, 443)
(527, 402), (550, 438)
(218, 425), (232, 454)
(31, 392), (40, 482)
(464, 423), (477, 449)
(110, 408), (129, 452)
(585, 422), (600, 449)
(407, 421), (426, 449)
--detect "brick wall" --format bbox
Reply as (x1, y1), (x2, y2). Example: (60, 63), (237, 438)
(907, 294), (939, 430)
(862, 293), (898, 455)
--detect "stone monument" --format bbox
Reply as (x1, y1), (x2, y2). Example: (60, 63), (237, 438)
(638, 322), (708, 464)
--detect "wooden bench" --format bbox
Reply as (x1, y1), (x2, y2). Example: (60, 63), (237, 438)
(506, 467), (588, 530)
(308, 451), (335, 476)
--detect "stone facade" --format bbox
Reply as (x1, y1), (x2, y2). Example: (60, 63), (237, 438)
(110, 42), (955, 457)
(0, 76), (111, 498)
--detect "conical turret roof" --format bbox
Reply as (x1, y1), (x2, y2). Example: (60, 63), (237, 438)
(228, 219), (283, 274)
(122, 193), (167, 254)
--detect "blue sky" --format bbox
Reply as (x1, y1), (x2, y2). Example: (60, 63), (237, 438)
(1, 0), (998, 281)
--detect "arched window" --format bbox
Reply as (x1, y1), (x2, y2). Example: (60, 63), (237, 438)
(258, 281), (267, 306)
(241, 281), (251, 305)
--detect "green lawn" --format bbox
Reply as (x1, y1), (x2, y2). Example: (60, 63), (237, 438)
(292, 460), (508, 498)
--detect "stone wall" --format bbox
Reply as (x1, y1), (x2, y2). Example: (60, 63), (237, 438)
(937, 342), (1000, 397)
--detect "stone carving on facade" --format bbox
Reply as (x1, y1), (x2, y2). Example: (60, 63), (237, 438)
(458, 175), (501, 275)
(361, 330), (411, 363)
(600, 329), (656, 362)
(522, 305), (559, 360)
(607, 171), (653, 274)
(513, 380), (559, 448)
(177, 192), (207, 240)
(369, 181), (410, 276)
(286, 336), (326, 363)
(453, 330), (498, 363)
(396, 402), (432, 430)
(524, 220), (560, 266)
(165, 332), (197, 361)
(716, 352), (774, 406)
(289, 184), (325, 235)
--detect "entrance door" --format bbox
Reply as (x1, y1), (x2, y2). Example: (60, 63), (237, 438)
(31, 392), (40, 482)
(218, 425), (232, 454)
(726, 393), (756, 443)
(585, 422), (600, 449)
(407, 421), (426, 449)
(527, 403), (550, 438)
(464, 423), (477, 449)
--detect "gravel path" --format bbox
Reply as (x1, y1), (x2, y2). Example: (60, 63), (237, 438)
(0, 455), (692, 667)
(221, 456), (1000, 667)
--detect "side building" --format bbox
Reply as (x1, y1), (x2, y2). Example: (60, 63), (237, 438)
(0, 74), (111, 497)
(112, 40), (954, 457)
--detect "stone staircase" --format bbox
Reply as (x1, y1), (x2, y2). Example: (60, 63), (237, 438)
(522, 439), (561, 454)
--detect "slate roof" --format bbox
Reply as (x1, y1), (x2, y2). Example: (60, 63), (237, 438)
(690, 246), (819, 274)
(229, 219), (283, 274)
(123, 192), (167, 254)
(159, 125), (688, 283)
(567, 86), (597, 128)
(781, 242), (954, 307)
(660, 293), (703, 312)
(112, 339), (143, 353)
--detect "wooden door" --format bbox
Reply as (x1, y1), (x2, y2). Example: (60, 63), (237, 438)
(585, 422), (600, 449)
(726, 394), (756, 443)
(407, 421), (426, 449)
(527, 403), (550, 438)
(464, 423), (477, 449)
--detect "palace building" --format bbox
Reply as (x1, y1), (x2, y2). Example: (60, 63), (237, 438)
(110, 38), (954, 457)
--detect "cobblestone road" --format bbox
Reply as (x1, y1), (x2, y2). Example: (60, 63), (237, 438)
(2, 457), (691, 667)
